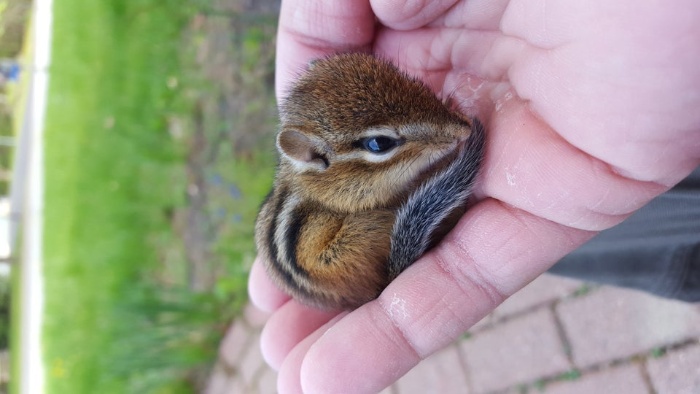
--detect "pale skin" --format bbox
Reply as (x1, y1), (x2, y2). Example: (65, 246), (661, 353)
(247, 1), (700, 393)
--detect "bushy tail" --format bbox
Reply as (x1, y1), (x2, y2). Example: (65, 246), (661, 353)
(387, 118), (486, 279)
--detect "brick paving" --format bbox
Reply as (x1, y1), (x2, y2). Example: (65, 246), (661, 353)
(557, 287), (700, 368)
(647, 344), (700, 394)
(461, 308), (571, 392)
(395, 346), (470, 394)
(542, 363), (649, 394)
(205, 274), (700, 393)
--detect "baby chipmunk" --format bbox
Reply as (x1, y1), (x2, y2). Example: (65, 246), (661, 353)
(255, 53), (485, 310)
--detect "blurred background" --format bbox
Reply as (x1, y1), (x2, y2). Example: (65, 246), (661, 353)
(1, 0), (281, 392)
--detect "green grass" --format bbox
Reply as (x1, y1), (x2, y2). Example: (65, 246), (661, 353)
(21, 0), (280, 391)
(41, 1), (222, 392)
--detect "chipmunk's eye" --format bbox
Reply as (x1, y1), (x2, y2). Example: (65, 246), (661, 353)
(357, 136), (402, 154)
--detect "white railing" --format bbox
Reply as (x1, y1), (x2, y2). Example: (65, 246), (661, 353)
(13, 0), (53, 392)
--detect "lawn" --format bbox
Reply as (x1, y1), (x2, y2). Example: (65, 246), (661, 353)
(40, 1), (276, 392)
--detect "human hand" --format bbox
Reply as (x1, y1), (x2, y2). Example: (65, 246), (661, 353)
(249, 1), (700, 392)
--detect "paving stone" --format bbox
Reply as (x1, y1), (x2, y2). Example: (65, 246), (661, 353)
(556, 287), (700, 368)
(468, 314), (493, 333)
(493, 274), (582, 318)
(226, 377), (248, 394)
(647, 343), (700, 394)
(204, 363), (234, 394)
(460, 308), (570, 393)
(542, 363), (649, 394)
(219, 322), (253, 368)
(396, 345), (469, 394)
(244, 302), (271, 329)
(379, 386), (396, 394)
(239, 332), (265, 385)
(214, 380), (256, 394)
(256, 367), (278, 394)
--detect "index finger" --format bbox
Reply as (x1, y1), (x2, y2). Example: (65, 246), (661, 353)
(292, 197), (594, 393)
(275, 0), (376, 97)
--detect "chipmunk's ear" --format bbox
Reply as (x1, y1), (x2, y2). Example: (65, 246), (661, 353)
(277, 127), (331, 171)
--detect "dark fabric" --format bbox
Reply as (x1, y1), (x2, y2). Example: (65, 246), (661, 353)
(549, 166), (700, 302)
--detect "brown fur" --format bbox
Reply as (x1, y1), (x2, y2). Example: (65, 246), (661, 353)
(255, 53), (476, 309)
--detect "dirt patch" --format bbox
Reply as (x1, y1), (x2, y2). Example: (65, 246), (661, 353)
(173, 0), (280, 292)
(0, 0), (32, 58)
